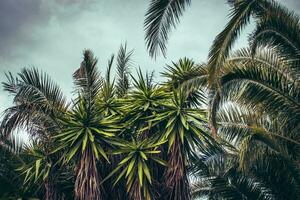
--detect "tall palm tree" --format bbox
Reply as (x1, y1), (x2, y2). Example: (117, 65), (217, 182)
(161, 1), (300, 198)
(53, 50), (120, 200)
(1, 67), (68, 199)
(149, 88), (212, 200)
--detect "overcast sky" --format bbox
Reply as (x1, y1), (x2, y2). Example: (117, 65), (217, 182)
(0, 0), (299, 113)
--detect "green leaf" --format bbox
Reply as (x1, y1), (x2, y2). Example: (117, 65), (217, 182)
(143, 102), (150, 111)
(87, 128), (95, 142)
(67, 141), (81, 162)
(145, 150), (161, 154)
(179, 125), (185, 144)
(43, 165), (51, 180)
(113, 166), (128, 187)
(92, 142), (99, 160)
(138, 159), (143, 186)
(82, 131), (88, 152)
(166, 116), (176, 128)
(101, 165), (122, 184)
(126, 157), (136, 177)
(140, 152), (148, 160)
(142, 162), (152, 184)
(151, 157), (168, 166)
(97, 145), (109, 163)
(35, 159), (41, 180)
(91, 127), (114, 137)
(119, 155), (133, 165)
(180, 114), (189, 130)
(168, 132), (176, 150)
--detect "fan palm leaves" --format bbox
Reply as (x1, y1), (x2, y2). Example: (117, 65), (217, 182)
(144, 0), (289, 87)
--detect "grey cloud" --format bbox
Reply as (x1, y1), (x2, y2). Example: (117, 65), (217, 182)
(0, 0), (299, 114)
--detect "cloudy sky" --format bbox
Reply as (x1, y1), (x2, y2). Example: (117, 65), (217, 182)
(0, 0), (299, 113)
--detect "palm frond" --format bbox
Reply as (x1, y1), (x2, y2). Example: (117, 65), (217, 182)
(115, 43), (133, 97)
(1, 68), (67, 137)
(144, 0), (191, 58)
(250, 1), (300, 58)
(207, 0), (266, 87)
(73, 50), (102, 105)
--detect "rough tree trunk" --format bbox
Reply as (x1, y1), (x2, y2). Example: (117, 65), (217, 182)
(164, 136), (190, 200)
(74, 146), (101, 200)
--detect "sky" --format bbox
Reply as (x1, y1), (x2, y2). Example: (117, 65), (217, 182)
(0, 0), (300, 114)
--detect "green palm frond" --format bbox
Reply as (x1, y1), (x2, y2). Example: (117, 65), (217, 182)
(250, 1), (300, 58)
(207, 0), (267, 87)
(1, 68), (67, 137)
(162, 58), (208, 90)
(106, 54), (115, 85)
(144, 0), (191, 58)
(73, 50), (102, 106)
(18, 142), (52, 186)
(116, 43), (133, 97)
(209, 48), (300, 138)
(162, 58), (208, 107)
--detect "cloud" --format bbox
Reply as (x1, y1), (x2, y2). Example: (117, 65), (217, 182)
(0, 0), (299, 102)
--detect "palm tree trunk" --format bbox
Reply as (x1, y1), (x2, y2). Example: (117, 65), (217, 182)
(74, 146), (101, 200)
(44, 178), (51, 200)
(129, 178), (142, 200)
(44, 177), (64, 200)
(164, 136), (190, 200)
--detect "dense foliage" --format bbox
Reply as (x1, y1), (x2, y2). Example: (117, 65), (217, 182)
(0, 0), (299, 200)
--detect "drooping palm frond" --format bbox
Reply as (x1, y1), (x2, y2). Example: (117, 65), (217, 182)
(207, 0), (267, 87)
(115, 44), (133, 98)
(1, 68), (67, 138)
(227, 47), (298, 80)
(208, 46), (300, 138)
(144, 0), (191, 58)
(250, 1), (300, 58)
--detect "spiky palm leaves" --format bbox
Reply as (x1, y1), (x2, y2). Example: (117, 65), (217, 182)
(103, 139), (167, 200)
(148, 89), (211, 200)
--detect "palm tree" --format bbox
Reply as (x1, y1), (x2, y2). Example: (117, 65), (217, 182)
(160, 1), (300, 198)
(148, 88), (212, 200)
(144, 0), (289, 86)
(1, 67), (68, 200)
(53, 50), (121, 200)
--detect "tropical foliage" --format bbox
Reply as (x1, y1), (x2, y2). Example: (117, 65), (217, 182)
(0, 0), (299, 200)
